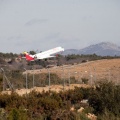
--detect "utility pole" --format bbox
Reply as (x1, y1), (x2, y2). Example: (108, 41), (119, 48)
(78, 71), (82, 84)
(47, 68), (51, 91)
(88, 66), (93, 86)
(1, 68), (14, 91)
(24, 68), (28, 94)
(108, 69), (111, 82)
(32, 68), (35, 88)
(93, 67), (97, 84)
(68, 69), (70, 86)
(62, 67), (65, 91)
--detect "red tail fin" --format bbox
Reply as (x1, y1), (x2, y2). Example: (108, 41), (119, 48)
(23, 52), (34, 61)
(25, 54), (34, 61)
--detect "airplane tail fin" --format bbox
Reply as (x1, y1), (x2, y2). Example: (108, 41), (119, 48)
(23, 52), (34, 61)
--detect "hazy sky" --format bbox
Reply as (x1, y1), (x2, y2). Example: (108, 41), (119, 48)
(0, 0), (120, 53)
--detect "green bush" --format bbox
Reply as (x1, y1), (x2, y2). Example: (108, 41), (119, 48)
(8, 108), (20, 120)
(76, 112), (90, 120)
(97, 109), (120, 120)
(88, 81), (120, 117)
(8, 108), (28, 120)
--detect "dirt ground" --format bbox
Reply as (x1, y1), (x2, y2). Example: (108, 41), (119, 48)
(2, 84), (90, 96)
(2, 59), (120, 95)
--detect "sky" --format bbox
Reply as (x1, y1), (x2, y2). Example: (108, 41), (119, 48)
(0, 0), (120, 53)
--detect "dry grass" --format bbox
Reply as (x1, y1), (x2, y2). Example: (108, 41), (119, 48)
(3, 59), (120, 95)
(2, 84), (89, 96)
(25, 58), (120, 83)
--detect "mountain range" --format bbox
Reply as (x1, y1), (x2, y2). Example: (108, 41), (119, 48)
(63, 42), (120, 56)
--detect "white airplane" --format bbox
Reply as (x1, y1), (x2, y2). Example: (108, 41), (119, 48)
(23, 46), (64, 61)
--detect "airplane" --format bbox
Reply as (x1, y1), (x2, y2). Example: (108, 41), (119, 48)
(23, 46), (64, 61)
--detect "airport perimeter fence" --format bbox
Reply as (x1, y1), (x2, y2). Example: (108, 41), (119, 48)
(0, 66), (120, 91)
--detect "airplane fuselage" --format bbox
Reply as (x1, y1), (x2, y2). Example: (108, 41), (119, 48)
(24, 46), (64, 61)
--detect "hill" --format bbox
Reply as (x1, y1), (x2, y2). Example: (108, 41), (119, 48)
(63, 42), (120, 56)
(26, 58), (120, 84)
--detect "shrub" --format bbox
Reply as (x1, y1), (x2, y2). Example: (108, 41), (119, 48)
(88, 81), (120, 117)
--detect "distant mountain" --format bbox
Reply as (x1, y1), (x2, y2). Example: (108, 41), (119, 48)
(62, 49), (79, 55)
(63, 42), (120, 56)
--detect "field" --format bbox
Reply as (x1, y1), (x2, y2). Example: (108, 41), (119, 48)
(26, 58), (120, 83)
(2, 59), (120, 95)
